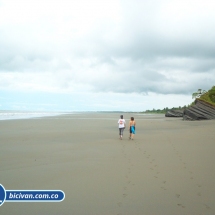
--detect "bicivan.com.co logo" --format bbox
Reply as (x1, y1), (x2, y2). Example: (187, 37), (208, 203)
(0, 184), (65, 207)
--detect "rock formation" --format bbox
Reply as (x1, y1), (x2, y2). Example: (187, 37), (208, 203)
(166, 86), (215, 120)
(183, 99), (215, 120)
(165, 110), (183, 117)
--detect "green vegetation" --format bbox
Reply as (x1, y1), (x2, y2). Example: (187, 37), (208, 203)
(196, 86), (215, 106)
(192, 89), (207, 99)
(143, 106), (187, 114)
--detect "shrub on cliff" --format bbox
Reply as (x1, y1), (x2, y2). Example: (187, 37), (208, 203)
(197, 86), (215, 106)
(208, 86), (215, 103)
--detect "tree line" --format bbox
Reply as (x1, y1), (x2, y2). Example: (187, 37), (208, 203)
(143, 106), (187, 114)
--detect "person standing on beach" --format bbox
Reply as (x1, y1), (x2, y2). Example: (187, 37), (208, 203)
(129, 117), (136, 140)
(118, 115), (126, 140)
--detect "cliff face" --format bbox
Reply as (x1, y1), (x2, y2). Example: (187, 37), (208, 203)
(165, 86), (215, 120)
(183, 99), (215, 120)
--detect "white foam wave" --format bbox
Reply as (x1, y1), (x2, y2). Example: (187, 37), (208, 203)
(0, 111), (66, 120)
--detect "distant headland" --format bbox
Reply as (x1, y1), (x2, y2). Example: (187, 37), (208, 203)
(142, 86), (215, 120)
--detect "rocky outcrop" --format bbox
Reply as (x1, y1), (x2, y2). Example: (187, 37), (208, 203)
(183, 99), (215, 120)
(165, 110), (183, 117)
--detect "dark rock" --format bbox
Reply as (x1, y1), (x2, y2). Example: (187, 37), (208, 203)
(165, 110), (183, 117)
(183, 99), (215, 120)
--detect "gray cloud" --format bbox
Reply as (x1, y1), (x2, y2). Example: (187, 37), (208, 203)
(0, 0), (215, 97)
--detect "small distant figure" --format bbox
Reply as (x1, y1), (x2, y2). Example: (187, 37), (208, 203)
(118, 115), (126, 140)
(129, 117), (136, 140)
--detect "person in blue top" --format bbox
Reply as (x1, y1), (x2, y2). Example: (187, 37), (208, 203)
(129, 117), (136, 140)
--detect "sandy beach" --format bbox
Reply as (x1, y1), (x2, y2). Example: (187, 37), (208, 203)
(0, 113), (215, 215)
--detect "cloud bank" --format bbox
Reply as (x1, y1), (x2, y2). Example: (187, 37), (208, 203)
(0, 0), (215, 110)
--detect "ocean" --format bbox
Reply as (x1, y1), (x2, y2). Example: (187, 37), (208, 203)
(0, 110), (66, 120)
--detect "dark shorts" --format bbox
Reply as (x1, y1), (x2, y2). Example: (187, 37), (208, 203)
(130, 126), (135, 134)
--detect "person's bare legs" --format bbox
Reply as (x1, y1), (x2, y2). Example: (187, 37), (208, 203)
(131, 134), (134, 140)
(129, 132), (131, 139)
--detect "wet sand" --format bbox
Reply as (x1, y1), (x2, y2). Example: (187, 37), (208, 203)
(0, 113), (215, 215)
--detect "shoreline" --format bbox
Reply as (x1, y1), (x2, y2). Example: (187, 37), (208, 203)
(0, 110), (166, 121)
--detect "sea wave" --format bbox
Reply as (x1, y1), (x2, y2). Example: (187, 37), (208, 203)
(0, 111), (66, 120)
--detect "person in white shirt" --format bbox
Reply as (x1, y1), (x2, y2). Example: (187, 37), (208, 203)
(118, 115), (126, 140)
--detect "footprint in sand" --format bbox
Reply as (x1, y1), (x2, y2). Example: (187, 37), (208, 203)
(160, 186), (167, 191)
(204, 204), (210, 209)
(175, 194), (180, 198)
(177, 203), (185, 208)
(117, 202), (122, 207)
(123, 193), (127, 198)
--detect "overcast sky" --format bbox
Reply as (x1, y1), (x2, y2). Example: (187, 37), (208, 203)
(0, 0), (215, 111)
